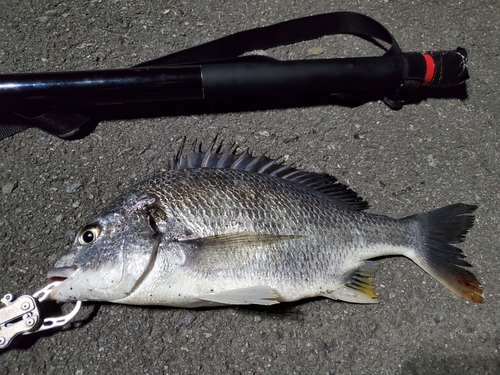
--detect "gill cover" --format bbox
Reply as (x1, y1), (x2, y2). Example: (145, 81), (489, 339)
(49, 199), (164, 302)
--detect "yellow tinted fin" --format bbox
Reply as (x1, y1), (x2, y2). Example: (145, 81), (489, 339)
(324, 261), (379, 304)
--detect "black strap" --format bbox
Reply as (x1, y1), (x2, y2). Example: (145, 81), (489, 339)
(0, 122), (30, 140)
(0, 109), (96, 140)
(1, 11), (403, 139)
(136, 11), (401, 67)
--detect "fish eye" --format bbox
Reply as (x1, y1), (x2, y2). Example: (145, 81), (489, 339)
(78, 226), (101, 245)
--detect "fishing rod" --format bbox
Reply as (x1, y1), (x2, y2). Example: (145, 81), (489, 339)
(0, 12), (469, 140)
(0, 51), (466, 109)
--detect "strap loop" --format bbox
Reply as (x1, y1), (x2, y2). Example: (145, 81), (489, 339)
(135, 12), (401, 67)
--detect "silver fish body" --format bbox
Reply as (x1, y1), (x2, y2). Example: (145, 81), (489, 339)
(48, 146), (483, 305)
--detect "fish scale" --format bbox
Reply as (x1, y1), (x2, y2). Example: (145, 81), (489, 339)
(47, 145), (483, 306)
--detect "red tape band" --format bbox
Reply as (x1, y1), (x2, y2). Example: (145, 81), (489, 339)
(422, 53), (435, 86)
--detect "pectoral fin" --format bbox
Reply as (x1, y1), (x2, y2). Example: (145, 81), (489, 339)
(181, 232), (302, 249)
(181, 232), (302, 268)
(323, 261), (379, 304)
(198, 285), (280, 306)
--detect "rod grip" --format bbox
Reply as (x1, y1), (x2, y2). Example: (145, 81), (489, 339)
(201, 57), (405, 99)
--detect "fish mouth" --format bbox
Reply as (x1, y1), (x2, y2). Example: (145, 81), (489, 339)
(47, 265), (78, 282)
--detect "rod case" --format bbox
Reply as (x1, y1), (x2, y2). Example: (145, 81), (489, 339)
(0, 12), (469, 140)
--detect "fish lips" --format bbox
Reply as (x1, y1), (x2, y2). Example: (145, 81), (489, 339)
(47, 265), (78, 281)
(46, 265), (80, 301)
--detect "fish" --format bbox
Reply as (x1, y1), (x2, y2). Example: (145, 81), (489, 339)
(47, 141), (483, 306)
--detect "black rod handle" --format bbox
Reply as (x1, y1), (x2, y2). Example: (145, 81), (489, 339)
(201, 56), (405, 99)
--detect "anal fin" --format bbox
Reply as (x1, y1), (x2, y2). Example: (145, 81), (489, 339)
(198, 285), (280, 306)
(324, 261), (379, 304)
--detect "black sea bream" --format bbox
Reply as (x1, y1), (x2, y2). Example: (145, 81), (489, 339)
(48, 143), (483, 306)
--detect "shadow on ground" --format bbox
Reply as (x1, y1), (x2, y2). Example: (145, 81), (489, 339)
(401, 354), (500, 375)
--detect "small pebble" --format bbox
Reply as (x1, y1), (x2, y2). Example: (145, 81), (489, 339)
(307, 47), (323, 56)
(64, 181), (82, 193)
(2, 182), (17, 194)
(179, 311), (196, 326)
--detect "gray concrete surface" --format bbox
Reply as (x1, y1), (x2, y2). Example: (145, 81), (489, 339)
(0, 1), (499, 374)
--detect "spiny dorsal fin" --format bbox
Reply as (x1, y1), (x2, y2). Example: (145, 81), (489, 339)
(173, 138), (368, 211)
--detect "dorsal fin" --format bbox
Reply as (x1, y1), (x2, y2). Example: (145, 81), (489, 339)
(172, 139), (368, 211)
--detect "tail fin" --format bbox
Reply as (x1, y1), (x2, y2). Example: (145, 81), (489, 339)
(403, 203), (483, 303)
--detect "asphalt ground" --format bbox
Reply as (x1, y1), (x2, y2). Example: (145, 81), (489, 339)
(0, 1), (499, 374)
